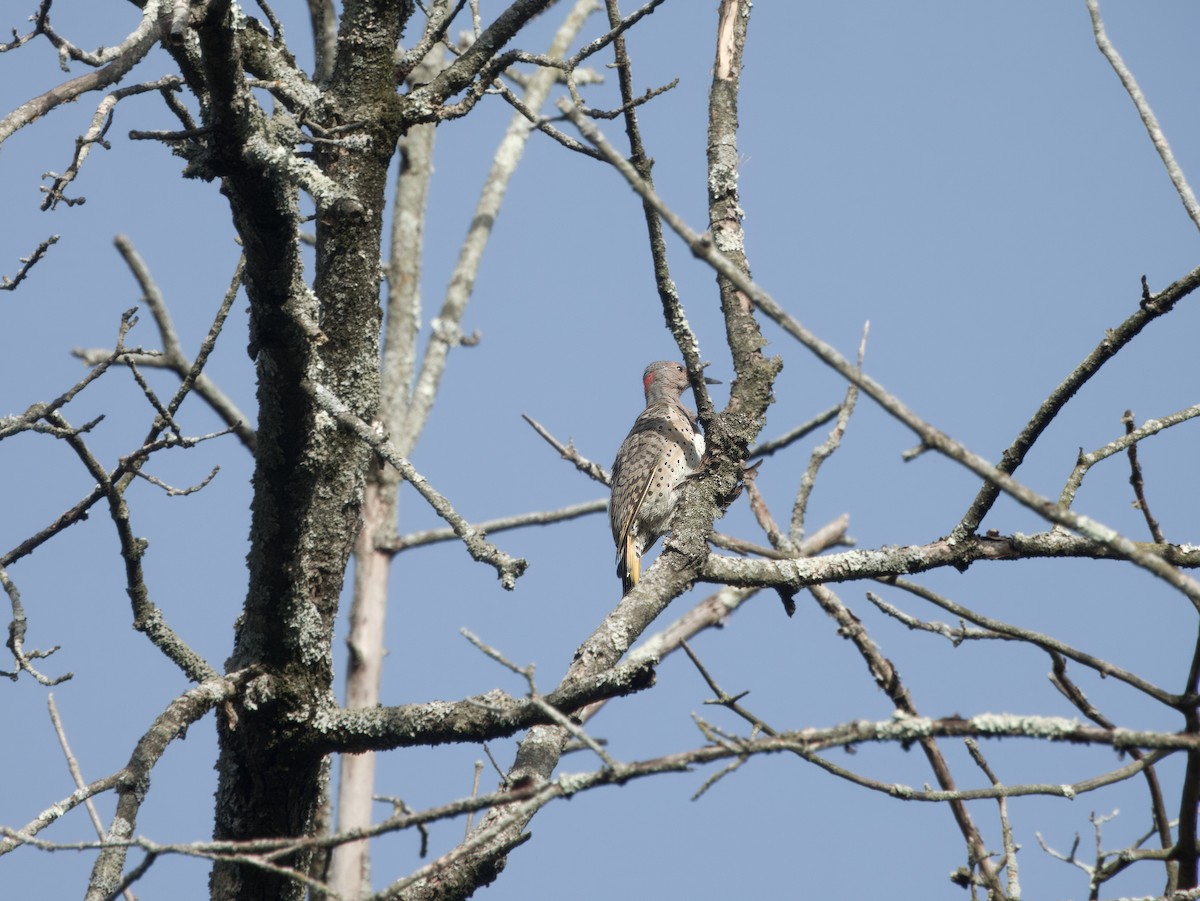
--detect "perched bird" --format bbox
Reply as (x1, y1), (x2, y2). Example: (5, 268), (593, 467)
(609, 361), (711, 594)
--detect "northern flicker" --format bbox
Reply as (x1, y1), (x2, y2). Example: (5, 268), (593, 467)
(609, 361), (709, 595)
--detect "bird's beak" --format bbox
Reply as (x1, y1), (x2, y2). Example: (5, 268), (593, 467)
(703, 375), (722, 385)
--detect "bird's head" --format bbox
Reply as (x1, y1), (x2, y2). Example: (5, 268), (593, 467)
(642, 361), (720, 402)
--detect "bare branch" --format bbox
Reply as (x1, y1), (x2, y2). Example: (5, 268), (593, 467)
(8, 724), (1189, 901)
(603, 0), (711, 422)
(306, 379), (528, 588)
(305, 0), (337, 83)
(125, 238), (252, 450)
(807, 582), (1006, 896)
(2, 565), (69, 685)
(46, 695), (138, 901)
(879, 577), (1178, 707)
(394, 0), (468, 85)
(790, 324), (866, 542)
(572, 0), (667, 70)
(1058, 402), (1200, 514)
(0, 0), (162, 147)
(1049, 652), (1175, 883)
(959, 266), (1200, 535)
(48, 410), (219, 683)
(0, 0), (51, 54)
(741, 461), (791, 555)
(1122, 409), (1168, 544)
(965, 740), (1021, 895)
(397, 0), (597, 457)
(0, 234), (59, 290)
(461, 627), (624, 772)
(382, 44), (445, 454)
(494, 81), (604, 160)
(0, 771), (125, 857)
(706, 0), (771, 403)
(704, 527), (1200, 598)
(403, 0), (561, 125)
(84, 673), (249, 898)
(2, 672), (244, 869)
(388, 498), (607, 552)
(520, 413), (609, 484)
(42, 76), (183, 210)
(866, 590), (1003, 645)
(601, 517), (849, 716)
(75, 243), (254, 452)
(311, 655), (656, 754)
(47, 695), (106, 837)
(747, 404), (840, 458)
(1087, 0), (1200, 232)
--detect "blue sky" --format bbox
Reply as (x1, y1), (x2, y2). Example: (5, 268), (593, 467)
(3, 2), (1200, 898)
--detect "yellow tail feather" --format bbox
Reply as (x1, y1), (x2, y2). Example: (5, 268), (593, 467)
(621, 537), (641, 595)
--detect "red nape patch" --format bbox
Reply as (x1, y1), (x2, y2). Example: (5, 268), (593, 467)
(643, 371), (656, 393)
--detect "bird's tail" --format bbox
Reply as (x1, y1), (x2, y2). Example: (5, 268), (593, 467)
(619, 536), (641, 596)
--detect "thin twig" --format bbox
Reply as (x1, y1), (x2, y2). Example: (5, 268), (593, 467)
(884, 577), (1179, 707)
(460, 628), (532, 680)
(602, 0), (711, 422)
(0, 235), (59, 290)
(397, 0), (598, 458)
(742, 462), (792, 554)
(807, 582), (1006, 896)
(748, 405), (840, 458)
(865, 591), (1002, 645)
(1122, 409), (1166, 543)
(1049, 651), (1175, 885)
(47, 695), (107, 839)
(388, 498), (606, 552)
(520, 413), (609, 484)
(47, 696), (138, 901)
(464, 762), (483, 840)
(0, 3), (160, 147)
(1, 566), (69, 685)
(42, 405), (223, 684)
(0, 0), (51, 53)
(41, 77), (184, 210)
(1058, 402), (1200, 514)
(306, 380), (528, 588)
(965, 739), (1020, 897)
(1086, 0), (1200, 231)
(790, 324), (866, 542)
(75, 249), (254, 452)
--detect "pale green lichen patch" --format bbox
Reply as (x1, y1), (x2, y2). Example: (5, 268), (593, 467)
(970, 713), (1079, 738)
(876, 713), (934, 741)
(557, 772), (590, 796)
